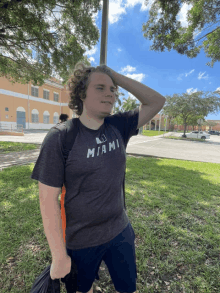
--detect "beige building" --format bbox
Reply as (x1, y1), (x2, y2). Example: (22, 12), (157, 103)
(0, 76), (75, 131)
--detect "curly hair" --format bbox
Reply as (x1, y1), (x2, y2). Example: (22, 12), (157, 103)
(67, 61), (120, 116)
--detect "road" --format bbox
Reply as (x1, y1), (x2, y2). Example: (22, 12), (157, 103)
(127, 134), (220, 164)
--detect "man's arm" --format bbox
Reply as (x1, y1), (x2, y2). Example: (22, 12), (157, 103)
(38, 182), (67, 261)
(114, 71), (165, 128)
(104, 65), (166, 128)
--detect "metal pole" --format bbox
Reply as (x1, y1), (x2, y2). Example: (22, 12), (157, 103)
(100, 0), (109, 66)
(159, 113), (161, 132)
(28, 83), (30, 129)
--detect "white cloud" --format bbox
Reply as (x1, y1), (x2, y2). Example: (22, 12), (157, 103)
(105, 0), (126, 25)
(119, 64), (146, 83)
(88, 57), (95, 63)
(177, 3), (193, 28)
(177, 74), (184, 81)
(83, 45), (98, 61)
(185, 69), (195, 77)
(85, 46), (98, 56)
(121, 65), (136, 73)
(124, 72), (146, 100)
(198, 72), (209, 80)
(118, 48), (122, 52)
(117, 64), (147, 101)
(99, 0), (154, 25)
(187, 88), (198, 94)
(215, 87), (220, 93)
(125, 0), (153, 11)
(178, 69), (194, 80)
(125, 73), (146, 83)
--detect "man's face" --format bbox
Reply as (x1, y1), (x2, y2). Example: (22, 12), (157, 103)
(82, 72), (117, 117)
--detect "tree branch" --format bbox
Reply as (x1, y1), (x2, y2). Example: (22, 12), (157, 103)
(21, 33), (57, 43)
(0, 31), (56, 45)
(0, 54), (21, 65)
(194, 25), (220, 44)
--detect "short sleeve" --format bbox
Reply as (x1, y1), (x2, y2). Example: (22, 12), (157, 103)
(105, 107), (139, 148)
(31, 128), (65, 188)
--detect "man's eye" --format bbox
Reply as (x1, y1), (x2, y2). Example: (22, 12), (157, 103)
(97, 88), (115, 92)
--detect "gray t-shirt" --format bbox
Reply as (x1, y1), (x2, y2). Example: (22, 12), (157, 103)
(31, 108), (139, 250)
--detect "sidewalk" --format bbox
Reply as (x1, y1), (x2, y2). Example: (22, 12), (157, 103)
(0, 146), (42, 171)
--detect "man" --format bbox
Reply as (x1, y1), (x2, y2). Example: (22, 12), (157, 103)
(31, 64), (165, 293)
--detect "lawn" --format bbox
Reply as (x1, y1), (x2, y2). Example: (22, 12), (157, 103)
(0, 142), (220, 292)
(142, 130), (191, 137)
(164, 136), (209, 142)
(142, 130), (169, 136)
(0, 141), (39, 154)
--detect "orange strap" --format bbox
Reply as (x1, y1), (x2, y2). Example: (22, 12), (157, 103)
(60, 185), (66, 243)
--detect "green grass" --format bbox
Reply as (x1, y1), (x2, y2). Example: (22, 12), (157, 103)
(0, 142), (40, 154)
(142, 130), (170, 136)
(1, 143), (220, 292)
(164, 136), (209, 142)
(142, 130), (192, 137)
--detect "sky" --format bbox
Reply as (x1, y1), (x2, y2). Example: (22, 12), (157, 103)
(82, 0), (220, 121)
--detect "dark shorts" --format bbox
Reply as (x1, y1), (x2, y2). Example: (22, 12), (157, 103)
(66, 222), (137, 293)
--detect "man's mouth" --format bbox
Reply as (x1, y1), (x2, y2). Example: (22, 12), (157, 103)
(101, 101), (112, 105)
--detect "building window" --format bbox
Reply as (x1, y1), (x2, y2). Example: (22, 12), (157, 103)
(43, 115), (50, 124)
(6, 115), (9, 119)
(53, 116), (59, 124)
(5, 107), (9, 111)
(32, 114), (39, 123)
(43, 90), (49, 100)
(54, 93), (59, 102)
(31, 86), (39, 97)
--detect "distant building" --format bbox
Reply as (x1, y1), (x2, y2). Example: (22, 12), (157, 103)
(0, 76), (76, 131)
(142, 115), (220, 131)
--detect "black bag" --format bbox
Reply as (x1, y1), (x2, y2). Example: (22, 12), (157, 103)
(30, 260), (78, 293)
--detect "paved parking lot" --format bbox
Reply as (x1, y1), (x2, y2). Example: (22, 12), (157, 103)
(127, 134), (220, 164)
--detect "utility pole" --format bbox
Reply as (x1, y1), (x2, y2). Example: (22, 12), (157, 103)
(100, 0), (109, 66)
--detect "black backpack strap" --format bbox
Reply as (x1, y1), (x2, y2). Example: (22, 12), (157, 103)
(58, 118), (80, 164)
(122, 175), (126, 211)
(52, 118), (79, 165)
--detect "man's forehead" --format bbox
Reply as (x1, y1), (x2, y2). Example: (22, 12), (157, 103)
(89, 72), (115, 86)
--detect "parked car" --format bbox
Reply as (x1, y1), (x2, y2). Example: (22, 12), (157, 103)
(208, 130), (220, 135)
(182, 131), (210, 139)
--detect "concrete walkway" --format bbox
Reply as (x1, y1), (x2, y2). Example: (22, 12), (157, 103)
(0, 146), (42, 170)
(0, 132), (219, 171)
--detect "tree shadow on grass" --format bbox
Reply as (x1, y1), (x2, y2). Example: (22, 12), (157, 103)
(125, 156), (220, 292)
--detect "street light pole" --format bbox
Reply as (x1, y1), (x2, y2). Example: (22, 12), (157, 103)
(100, 0), (109, 66)
(159, 113), (161, 132)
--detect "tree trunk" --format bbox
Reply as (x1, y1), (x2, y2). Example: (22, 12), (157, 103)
(182, 122), (187, 138)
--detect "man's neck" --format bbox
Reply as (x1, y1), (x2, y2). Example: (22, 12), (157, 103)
(79, 114), (104, 130)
